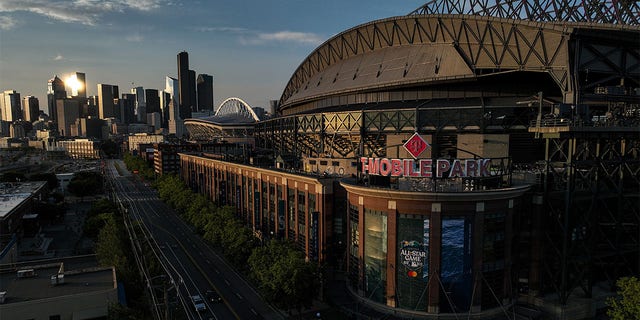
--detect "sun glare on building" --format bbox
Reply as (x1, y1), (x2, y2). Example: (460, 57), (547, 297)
(65, 74), (83, 97)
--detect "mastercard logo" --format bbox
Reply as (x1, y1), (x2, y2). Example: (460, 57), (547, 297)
(407, 270), (418, 277)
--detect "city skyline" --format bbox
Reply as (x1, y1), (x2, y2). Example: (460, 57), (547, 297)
(0, 0), (424, 112)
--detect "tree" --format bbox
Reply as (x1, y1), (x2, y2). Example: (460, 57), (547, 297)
(67, 171), (103, 199)
(248, 240), (319, 311)
(607, 276), (640, 320)
(101, 139), (120, 159)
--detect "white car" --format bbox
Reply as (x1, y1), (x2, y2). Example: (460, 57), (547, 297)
(191, 294), (207, 312)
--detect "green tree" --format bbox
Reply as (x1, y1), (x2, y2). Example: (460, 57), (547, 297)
(96, 216), (128, 271)
(607, 276), (640, 320)
(67, 171), (104, 199)
(87, 199), (118, 217)
(123, 153), (155, 181)
(248, 240), (319, 311)
(101, 139), (120, 159)
(84, 212), (114, 239)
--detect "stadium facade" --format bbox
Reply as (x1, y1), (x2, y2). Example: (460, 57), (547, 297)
(182, 1), (639, 318)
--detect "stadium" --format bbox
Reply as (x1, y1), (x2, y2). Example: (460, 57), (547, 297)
(182, 1), (640, 318)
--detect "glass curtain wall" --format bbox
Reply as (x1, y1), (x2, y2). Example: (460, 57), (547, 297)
(482, 212), (505, 309)
(440, 217), (473, 312)
(364, 209), (387, 303)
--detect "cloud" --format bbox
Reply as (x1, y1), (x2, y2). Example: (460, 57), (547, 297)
(240, 31), (324, 46)
(0, 15), (16, 30)
(0, 0), (166, 25)
(53, 54), (64, 61)
(192, 26), (248, 33)
(126, 33), (143, 42)
(258, 31), (324, 44)
(192, 25), (322, 46)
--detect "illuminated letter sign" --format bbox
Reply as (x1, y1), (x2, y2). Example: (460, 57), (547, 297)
(361, 157), (493, 178)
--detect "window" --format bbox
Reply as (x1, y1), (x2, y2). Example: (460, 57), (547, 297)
(288, 188), (296, 239)
(364, 209), (387, 303)
(297, 191), (306, 250)
(440, 217), (473, 312)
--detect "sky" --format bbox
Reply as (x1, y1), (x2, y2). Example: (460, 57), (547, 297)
(0, 0), (425, 112)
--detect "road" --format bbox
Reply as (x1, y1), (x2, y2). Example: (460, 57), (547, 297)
(106, 159), (283, 320)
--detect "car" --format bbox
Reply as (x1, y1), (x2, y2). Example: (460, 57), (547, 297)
(191, 294), (207, 312)
(205, 290), (222, 303)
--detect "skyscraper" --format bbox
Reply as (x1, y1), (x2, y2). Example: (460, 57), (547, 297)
(145, 89), (160, 114)
(56, 98), (80, 137)
(22, 96), (39, 123)
(197, 74), (214, 111)
(70, 72), (86, 98)
(131, 86), (146, 122)
(0, 90), (22, 122)
(97, 84), (119, 119)
(47, 76), (66, 121)
(120, 93), (136, 125)
(177, 51), (194, 119)
(159, 90), (171, 129)
(188, 69), (196, 112)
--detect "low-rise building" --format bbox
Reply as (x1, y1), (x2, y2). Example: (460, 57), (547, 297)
(0, 263), (118, 319)
(127, 133), (164, 153)
(0, 182), (48, 265)
(57, 139), (100, 159)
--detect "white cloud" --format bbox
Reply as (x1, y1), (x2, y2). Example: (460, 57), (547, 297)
(0, 0), (166, 25)
(126, 33), (143, 42)
(240, 30), (324, 46)
(53, 54), (64, 61)
(0, 15), (16, 30)
(192, 26), (248, 33)
(191, 26), (322, 46)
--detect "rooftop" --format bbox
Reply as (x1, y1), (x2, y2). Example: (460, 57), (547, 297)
(0, 182), (47, 219)
(0, 264), (115, 304)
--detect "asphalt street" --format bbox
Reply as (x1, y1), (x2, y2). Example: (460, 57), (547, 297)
(107, 159), (283, 320)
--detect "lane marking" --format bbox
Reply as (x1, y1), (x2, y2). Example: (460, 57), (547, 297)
(147, 222), (241, 320)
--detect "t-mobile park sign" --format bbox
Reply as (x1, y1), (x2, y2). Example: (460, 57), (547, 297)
(360, 133), (493, 178)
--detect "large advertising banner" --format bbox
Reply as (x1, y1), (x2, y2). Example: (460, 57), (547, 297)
(396, 217), (430, 310)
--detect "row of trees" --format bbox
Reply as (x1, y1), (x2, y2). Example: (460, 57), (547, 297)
(154, 174), (320, 311)
(123, 153), (155, 181)
(84, 199), (151, 319)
